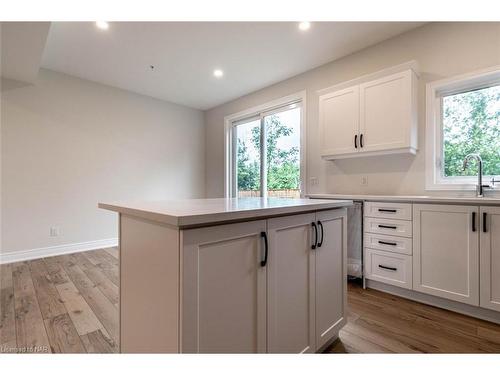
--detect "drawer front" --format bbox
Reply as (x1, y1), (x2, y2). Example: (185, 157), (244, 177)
(364, 233), (412, 255)
(364, 217), (412, 238)
(365, 248), (412, 289)
(364, 201), (412, 221)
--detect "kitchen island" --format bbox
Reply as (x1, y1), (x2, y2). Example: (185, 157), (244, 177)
(99, 197), (352, 353)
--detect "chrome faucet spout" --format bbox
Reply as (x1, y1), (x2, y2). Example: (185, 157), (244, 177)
(463, 153), (485, 197)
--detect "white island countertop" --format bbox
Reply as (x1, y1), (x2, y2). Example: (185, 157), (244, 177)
(307, 193), (500, 205)
(99, 197), (353, 228)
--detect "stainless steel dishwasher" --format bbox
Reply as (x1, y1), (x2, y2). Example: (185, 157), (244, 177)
(347, 201), (363, 279)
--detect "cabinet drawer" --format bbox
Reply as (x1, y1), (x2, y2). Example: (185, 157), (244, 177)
(364, 233), (412, 255)
(364, 248), (412, 289)
(364, 217), (412, 238)
(364, 202), (412, 220)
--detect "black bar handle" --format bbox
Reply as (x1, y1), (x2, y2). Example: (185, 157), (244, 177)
(378, 209), (397, 213)
(260, 232), (268, 267)
(378, 224), (397, 230)
(378, 265), (397, 271)
(483, 212), (487, 233)
(354, 134), (358, 149)
(360, 133), (364, 148)
(311, 222), (318, 250)
(472, 212), (476, 232)
(317, 221), (324, 248)
(378, 240), (397, 246)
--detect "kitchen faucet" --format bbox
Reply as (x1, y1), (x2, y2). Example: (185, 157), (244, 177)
(463, 153), (489, 197)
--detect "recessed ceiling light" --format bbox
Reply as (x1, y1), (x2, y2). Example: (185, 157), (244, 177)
(298, 22), (311, 31)
(96, 21), (109, 30)
(213, 69), (224, 78)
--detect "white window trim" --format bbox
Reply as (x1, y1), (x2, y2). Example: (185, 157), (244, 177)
(224, 91), (307, 198)
(425, 65), (500, 191)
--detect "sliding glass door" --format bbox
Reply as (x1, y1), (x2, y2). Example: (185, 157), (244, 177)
(232, 102), (302, 198)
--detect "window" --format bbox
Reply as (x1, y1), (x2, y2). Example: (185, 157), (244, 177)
(426, 67), (500, 190)
(225, 92), (305, 198)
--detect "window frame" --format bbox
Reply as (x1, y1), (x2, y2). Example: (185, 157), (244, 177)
(224, 91), (307, 198)
(425, 66), (500, 191)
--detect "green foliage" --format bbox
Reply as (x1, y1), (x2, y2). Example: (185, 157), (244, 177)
(237, 138), (260, 191)
(237, 114), (300, 192)
(443, 86), (500, 177)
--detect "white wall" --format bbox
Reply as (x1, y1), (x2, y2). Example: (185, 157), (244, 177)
(205, 22), (500, 198)
(1, 69), (205, 255)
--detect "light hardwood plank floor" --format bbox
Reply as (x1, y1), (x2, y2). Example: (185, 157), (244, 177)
(2, 249), (500, 353)
(327, 282), (500, 353)
(0, 249), (119, 353)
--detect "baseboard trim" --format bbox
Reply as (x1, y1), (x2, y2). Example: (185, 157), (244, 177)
(0, 238), (118, 264)
(366, 279), (500, 325)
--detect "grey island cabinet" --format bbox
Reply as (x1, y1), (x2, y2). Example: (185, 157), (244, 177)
(99, 197), (352, 353)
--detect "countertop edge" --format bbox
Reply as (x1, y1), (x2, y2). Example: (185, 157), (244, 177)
(307, 194), (500, 205)
(98, 200), (353, 228)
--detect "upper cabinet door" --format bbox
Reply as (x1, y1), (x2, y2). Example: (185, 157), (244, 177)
(359, 70), (417, 153)
(267, 213), (316, 353)
(319, 85), (359, 157)
(413, 204), (479, 306)
(315, 209), (347, 349)
(181, 220), (267, 353)
(480, 206), (500, 312)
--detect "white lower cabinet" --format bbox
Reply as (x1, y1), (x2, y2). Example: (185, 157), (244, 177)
(182, 220), (268, 353)
(413, 204), (479, 305)
(182, 209), (347, 353)
(365, 248), (412, 289)
(267, 213), (316, 353)
(480, 206), (500, 312)
(315, 209), (347, 349)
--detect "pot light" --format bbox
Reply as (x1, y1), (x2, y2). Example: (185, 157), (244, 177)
(213, 69), (224, 78)
(298, 22), (311, 31)
(96, 21), (109, 30)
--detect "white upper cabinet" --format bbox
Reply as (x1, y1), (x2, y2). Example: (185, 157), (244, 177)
(319, 65), (418, 159)
(319, 85), (359, 156)
(480, 206), (500, 312)
(359, 70), (417, 153)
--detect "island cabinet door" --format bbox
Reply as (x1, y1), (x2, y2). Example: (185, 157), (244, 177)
(181, 220), (267, 353)
(480, 206), (500, 312)
(315, 209), (347, 349)
(413, 204), (480, 306)
(267, 213), (316, 353)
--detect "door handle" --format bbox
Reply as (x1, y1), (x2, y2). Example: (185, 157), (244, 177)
(378, 240), (397, 246)
(311, 222), (318, 250)
(378, 265), (397, 271)
(260, 232), (268, 267)
(378, 224), (397, 230)
(483, 212), (487, 233)
(472, 212), (476, 232)
(354, 134), (358, 149)
(317, 221), (324, 248)
(360, 133), (364, 148)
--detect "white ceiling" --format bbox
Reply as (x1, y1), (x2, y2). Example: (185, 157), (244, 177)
(1, 22), (50, 83)
(41, 22), (425, 110)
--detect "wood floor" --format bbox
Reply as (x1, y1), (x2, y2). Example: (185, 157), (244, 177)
(328, 282), (500, 353)
(2, 250), (500, 353)
(0, 248), (119, 353)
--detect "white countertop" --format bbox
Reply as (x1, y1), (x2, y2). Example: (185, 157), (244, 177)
(99, 197), (353, 228)
(307, 193), (500, 205)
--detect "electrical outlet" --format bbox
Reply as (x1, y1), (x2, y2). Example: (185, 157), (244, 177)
(50, 226), (60, 237)
(361, 176), (368, 186)
(310, 177), (319, 186)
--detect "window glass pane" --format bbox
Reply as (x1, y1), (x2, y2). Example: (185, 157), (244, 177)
(442, 85), (500, 177)
(264, 107), (301, 198)
(236, 119), (261, 197)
